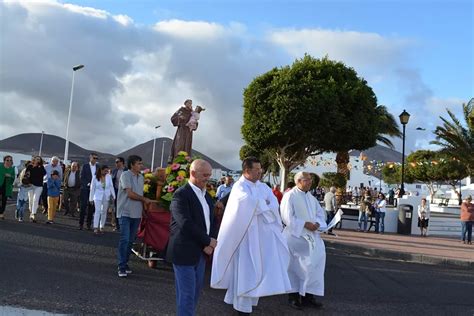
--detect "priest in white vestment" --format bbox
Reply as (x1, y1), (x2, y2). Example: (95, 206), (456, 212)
(211, 157), (292, 314)
(280, 171), (327, 310)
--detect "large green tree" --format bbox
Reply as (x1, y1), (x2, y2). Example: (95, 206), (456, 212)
(431, 98), (474, 176)
(242, 55), (380, 190)
(404, 150), (446, 201)
(336, 105), (401, 179)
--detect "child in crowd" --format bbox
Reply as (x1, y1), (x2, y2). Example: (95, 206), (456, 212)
(46, 170), (61, 224)
(186, 105), (205, 131)
(16, 161), (32, 222)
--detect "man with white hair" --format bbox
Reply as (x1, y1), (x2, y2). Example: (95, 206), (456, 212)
(324, 186), (337, 236)
(41, 156), (63, 214)
(281, 171), (327, 310)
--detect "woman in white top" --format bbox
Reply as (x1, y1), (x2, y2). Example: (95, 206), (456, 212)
(375, 193), (387, 234)
(417, 198), (430, 237)
(89, 165), (115, 234)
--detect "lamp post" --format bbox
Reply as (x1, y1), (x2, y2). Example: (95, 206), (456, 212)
(64, 64), (84, 163)
(38, 131), (44, 156)
(399, 109), (410, 197)
(160, 140), (166, 168)
(151, 125), (161, 171)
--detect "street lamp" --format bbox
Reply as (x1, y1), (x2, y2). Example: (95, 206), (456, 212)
(151, 125), (161, 171)
(64, 64), (84, 163)
(38, 131), (44, 156)
(160, 140), (166, 168)
(399, 109), (410, 197)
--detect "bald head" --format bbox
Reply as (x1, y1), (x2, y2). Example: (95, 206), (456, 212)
(190, 159), (212, 189)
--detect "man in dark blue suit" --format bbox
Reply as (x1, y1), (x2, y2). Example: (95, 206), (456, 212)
(78, 153), (99, 230)
(167, 159), (217, 316)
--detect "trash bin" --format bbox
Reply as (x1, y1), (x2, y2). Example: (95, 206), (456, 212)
(397, 204), (413, 235)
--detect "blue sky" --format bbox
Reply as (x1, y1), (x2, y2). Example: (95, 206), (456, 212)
(1, 0), (473, 169)
(63, 0), (472, 98)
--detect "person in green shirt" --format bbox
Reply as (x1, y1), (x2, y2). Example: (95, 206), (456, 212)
(0, 155), (15, 219)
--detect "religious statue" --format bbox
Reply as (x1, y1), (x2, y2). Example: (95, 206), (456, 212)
(170, 99), (205, 161)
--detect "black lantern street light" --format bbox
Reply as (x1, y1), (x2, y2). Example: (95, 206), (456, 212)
(399, 109), (410, 197)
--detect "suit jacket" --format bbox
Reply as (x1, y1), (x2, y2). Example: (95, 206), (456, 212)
(80, 163), (98, 191)
(166, 183), (217, 265)
(111, 167), (127, 191)
(63, 168), (81, 189)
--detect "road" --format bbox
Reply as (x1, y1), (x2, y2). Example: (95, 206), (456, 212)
(1, 203), (473, 315)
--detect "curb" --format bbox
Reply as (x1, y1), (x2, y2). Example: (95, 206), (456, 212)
(324, 239), (474, 270)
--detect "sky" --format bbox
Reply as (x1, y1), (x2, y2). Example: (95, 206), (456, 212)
(1, 0), (473, 170)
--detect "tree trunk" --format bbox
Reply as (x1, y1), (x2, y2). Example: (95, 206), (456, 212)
(279, 165), (289, 192)
(335, 151), (350, 205)
(336, 151), (350, 179)
(427, 182), (437, 204)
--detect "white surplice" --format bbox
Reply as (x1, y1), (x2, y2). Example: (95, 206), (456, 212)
(211, 176), (292, 313)
(280, 187), (327, 297)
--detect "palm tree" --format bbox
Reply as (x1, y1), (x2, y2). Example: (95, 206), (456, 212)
(336, 105), (402, 178)
(431, 98), (474, 176)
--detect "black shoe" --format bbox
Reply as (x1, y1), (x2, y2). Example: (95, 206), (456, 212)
(301, 295), (323, 308)
(78, 225), (83, 230)
(87, 226), (92, 231)
(236, 311), (251, 315)
(288, 293), (303, 310)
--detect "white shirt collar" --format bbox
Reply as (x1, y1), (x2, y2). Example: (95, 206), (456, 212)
(189, 181), (206, 196)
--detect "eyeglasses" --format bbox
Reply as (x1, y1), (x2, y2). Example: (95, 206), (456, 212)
(5, 159), (12, 162)
(92, 157), (99, 160)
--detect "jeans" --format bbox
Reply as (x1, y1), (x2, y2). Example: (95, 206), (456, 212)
(326, 210), (335, 232)
(375, 212), (385, 233)
(117, 216), (141, 270)
(16, 199), (28, 219)
(173, 255), (206, 316)
(358, 211), (368, 231)
(461, 221), (473, 242)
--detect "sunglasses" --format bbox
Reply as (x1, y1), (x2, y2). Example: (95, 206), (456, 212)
(92, 157), (99, 160)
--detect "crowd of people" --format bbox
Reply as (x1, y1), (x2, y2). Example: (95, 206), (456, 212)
(1, 153), (474, 316)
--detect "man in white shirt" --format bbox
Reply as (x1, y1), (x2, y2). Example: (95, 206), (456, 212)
(324, 187), (337, 235)
(63, 162), (80, 216)
(41, 156), (63, 214)
(281, 172), (327, 310)
(211, 157), (292, 315)
(166, 159), (217, 316)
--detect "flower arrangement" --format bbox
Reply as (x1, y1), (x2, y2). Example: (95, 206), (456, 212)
(143, 151), (193, 210)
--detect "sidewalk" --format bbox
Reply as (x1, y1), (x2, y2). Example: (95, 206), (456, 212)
(322, 229), (474, 269)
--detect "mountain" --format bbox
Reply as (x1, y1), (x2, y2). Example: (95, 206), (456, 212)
(349, 144), (405, 163)
(0, 133), (116, 165)
(117, 138), (230, 171)
(0, 133), (230, 170)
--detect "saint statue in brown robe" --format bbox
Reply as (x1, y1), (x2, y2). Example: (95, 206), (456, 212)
(170, 99), (195, 160)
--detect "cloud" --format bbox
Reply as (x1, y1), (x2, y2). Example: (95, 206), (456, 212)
(269, 28), (412, 74)
(1, 1), (468, 170)
(0, 1), (277, 169)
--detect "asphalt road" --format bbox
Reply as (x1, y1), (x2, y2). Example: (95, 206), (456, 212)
(1, 202), (473, 316)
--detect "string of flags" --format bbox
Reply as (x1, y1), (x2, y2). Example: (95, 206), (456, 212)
(307, 153), (460, 173)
